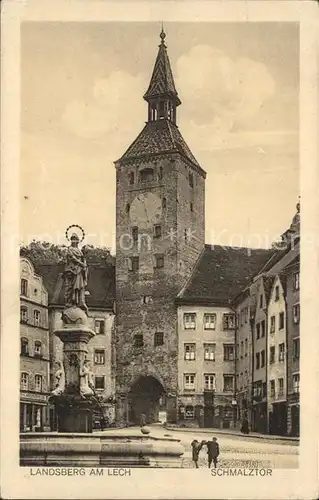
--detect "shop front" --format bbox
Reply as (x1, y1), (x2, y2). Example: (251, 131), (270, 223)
(20, 391), (50, 432)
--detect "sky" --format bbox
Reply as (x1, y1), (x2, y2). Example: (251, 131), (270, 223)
(20, 21), (299, 251)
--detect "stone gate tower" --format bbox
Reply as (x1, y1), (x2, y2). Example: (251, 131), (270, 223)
(115, 29), (206, 424)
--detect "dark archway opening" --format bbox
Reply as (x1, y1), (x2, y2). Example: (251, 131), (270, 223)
(128, 376), (165, 425)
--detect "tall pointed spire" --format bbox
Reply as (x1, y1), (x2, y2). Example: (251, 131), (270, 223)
(143, 28), (181, 124)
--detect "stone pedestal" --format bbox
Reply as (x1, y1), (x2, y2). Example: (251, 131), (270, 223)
(51, 306), (95, 433)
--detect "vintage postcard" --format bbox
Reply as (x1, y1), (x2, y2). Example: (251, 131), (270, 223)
(1, 0), (318, 499)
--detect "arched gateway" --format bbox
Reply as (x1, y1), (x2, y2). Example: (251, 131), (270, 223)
(128, 375), (166, 425)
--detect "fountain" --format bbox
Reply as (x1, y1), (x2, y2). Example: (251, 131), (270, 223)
(20, 225), (184, 467)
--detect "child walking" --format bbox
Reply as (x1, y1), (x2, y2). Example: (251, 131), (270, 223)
(191, 439), (204, 468)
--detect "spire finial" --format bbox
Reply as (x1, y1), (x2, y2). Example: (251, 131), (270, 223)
(160, 23), (166, 45)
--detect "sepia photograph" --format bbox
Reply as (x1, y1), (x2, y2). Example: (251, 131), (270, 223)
(1, 1), (318, 499)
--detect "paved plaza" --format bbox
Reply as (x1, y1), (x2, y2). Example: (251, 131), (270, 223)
(104, 425), (299, 469)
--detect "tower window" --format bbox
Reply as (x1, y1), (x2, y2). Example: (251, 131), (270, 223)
(129, 172), (134, 185)
(94, 319), (105, 334)
(190, 202), (193, 212)
(129, 257), (139, 272)
(140, 168), (154, 183)
(153, 225), (162, 239)
(94, 349), (106, 365)
(132, 226), (138, 242)
(189, 173), (194, 188)
(134, 334), (144, 348)
(155, 254), (164, 269)
(158, 166), (163, 180)
(159, 101), (165, 118)
(95, 376), (105, 390)
(162, 197), (166, 209)
(154, 332), (164, 347)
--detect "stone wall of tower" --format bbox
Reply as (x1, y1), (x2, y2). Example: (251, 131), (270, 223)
(115, 153), (205, 421)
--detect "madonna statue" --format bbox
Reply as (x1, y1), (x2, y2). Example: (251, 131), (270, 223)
(63, 232), (88, 314)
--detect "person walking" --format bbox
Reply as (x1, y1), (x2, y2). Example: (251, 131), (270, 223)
(191, 439), (204, 468)
(206, 437), (220, 468)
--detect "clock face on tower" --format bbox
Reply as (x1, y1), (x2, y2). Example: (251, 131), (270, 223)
(129, 192), (162, 228)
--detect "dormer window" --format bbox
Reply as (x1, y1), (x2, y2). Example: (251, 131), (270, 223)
(140, 168), (154, 183)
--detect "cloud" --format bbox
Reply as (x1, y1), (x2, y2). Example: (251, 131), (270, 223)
(62, 71), (147, 148)
(176, 45), (276, 145)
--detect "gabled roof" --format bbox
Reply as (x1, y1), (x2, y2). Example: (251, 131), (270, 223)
(119, 119), (204, 172)
(143, 30), (180, 104)
(177, 244), (273, 306)
(35, 263), (115, 310)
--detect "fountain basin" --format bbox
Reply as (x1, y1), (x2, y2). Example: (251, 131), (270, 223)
(20, 432), (184, 468)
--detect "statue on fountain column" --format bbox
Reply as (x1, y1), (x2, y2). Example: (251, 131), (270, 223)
(63, 226), (89, 316)
(79, 359), (94, 398)
(51, 361), (65, 396)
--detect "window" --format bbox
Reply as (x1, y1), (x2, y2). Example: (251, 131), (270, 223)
(34, 341), (42, 357)
(270, 315), (275, 333)
(261, 320), (266, 337)
(262, 382), (267, 397)
(140, 168), (154, 182)
(204, 374), (215, 391)
(183, 313), (196, 330)
(279, 312), (285, 330)
(34, 310), (40, 327)
(129, 172), (134, 185)
(223, 375), (234, 392)
(153, 225), (162, 239)
(278, 378), (284, 396)
(154, 332), (164, 347)
(204, 313), (216, 330)
(20, 372), (29, 390)
(189, 173), (194, 188)
(244, 307), (249, 323)
(20, 338), (29, 356)
(95, 376), (105, 390)
(270, 346), (275, 364)
(293, 304), (300, 324)
(20, 306), (28, 324)
(223, 314), (236, 330)
(259, 294), (263, 308)
(132, 226), (138, 242)
(270, 380), (275, 397)
(94, 349), (105, 365)
(256, 353), (260, 369)
(293, 373), (300, 393)
(261, 350), (265, 367)
(162, 197), (166, 209)
(293, 272), (300, 291)
(129, 256), (139, 272)
(293, 338), (300, 359)
(204, 343), (216, 361)
(184, 343), (196, 360)
(279, 343), (285, 362)
(224, 344), (235, 361)
(94, 319), (105, 335)
(256, 323), (260, 339)
(236, 343), (239, 359)
(190, 202), (193, 212)
(155, 254), (164, 269)
(185, 405), (195, 419)
(21, 279), (28, 296)
(184, 374), (195, 390)
(134, 334), (144, 348)
(275, 285), (280, 301)
(35, 374), (42, 392)
(245, 339), (248, 356)
(141, 295), (153, 305)
(158, 166), (163, 180)
(126, 203), (130, 213)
